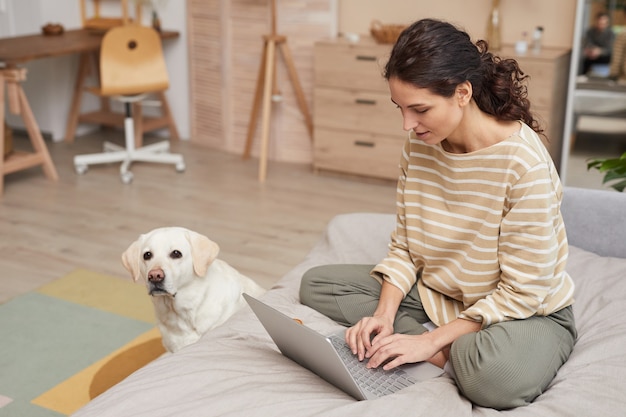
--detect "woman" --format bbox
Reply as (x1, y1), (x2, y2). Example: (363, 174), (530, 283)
(300, 19), (576, 410)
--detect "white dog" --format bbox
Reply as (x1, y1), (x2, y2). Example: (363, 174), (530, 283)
(122, 227), (266, 353)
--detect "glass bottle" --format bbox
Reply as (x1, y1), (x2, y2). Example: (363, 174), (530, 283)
(532, 26), (544, 54)
(486, 0), (502, 51)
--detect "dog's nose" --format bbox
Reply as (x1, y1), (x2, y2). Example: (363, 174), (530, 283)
(148, 268), (165, 283)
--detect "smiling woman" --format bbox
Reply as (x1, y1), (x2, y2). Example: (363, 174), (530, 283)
(301, 18), (576, 410)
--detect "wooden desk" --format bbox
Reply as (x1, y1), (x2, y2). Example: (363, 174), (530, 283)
(0, 28), (179, 196)
(0, 28), (179, 69)
(1, 29), (121, 64)
(0, 28), (180, 143)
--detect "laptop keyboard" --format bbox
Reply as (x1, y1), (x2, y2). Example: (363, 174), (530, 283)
(329, 335), (417, 397)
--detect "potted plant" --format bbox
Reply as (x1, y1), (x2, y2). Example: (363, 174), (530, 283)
(587, 151), (626, 192)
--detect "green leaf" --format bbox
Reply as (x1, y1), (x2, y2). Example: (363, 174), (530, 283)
(602, 159), (625, 171)
(603, 170), (626, 183)
(609, 179), (626, 192)
(587, 159), (603, 170)
(586, 152), (626, 192)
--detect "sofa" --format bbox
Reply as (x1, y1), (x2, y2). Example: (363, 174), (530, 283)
(72, 186), (626, 417)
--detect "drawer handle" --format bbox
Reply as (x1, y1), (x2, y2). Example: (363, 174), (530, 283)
(356, 55), (376, 61)
(354, 140), (375, 148)
(355, 98), (376, 105)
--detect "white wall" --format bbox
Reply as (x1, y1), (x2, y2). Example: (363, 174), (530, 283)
(2, 0), (190, 142)
(0, 0), (17, 37)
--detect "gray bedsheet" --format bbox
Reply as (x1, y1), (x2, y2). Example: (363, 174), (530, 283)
(73, 188), (626, 417)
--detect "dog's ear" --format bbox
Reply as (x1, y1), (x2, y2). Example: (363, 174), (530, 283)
(121, 238), (143, 282)
(186, 230), (220, 277)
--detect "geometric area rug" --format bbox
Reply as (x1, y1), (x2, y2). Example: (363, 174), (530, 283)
(0, 269), (166, 416)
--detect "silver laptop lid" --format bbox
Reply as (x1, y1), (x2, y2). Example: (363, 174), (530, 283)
(244, 293), (367, 400)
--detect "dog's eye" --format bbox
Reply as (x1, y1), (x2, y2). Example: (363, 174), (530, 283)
(170, 250), (182, 259)
(143, 251), (152, 260)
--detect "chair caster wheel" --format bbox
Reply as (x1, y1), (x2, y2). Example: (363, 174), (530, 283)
(121, 171), (134, 184)
(176, 162), (186, 172)
(75, 164), (88, 175)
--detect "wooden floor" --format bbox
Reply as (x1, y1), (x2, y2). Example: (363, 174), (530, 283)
(0, 131), (396, 304)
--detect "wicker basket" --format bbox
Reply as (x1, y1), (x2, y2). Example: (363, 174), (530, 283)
(370, 20), (406, 44)
(41, 23), (64, 36)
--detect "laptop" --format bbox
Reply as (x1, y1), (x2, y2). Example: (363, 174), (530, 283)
(243, 294), (443, 400)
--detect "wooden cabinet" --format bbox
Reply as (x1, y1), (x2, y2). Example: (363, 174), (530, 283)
(498, 45), (571, 170)
(313, 38), (404, 180)
(312, 39), (571, 179)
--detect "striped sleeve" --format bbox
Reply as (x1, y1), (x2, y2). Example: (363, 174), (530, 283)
(459, 162), (568, 327)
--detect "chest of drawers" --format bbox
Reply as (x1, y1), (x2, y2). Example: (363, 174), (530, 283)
(313, 38), (571, 179)
(313, 38), (404, 180)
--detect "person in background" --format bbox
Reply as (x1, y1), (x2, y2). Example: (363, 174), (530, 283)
(300, 18), (577, 410)
(581, 11), (614, 75)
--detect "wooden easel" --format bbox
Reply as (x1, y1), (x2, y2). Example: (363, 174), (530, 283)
(0, 67), (59, 197)
(243, 0), (313, 182)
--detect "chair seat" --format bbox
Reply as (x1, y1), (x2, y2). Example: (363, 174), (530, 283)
(85, 85), (163, 100)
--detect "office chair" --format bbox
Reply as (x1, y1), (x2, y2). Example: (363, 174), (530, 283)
(73, 24), (185, 184)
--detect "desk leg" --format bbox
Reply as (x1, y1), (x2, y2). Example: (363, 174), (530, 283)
(16, 86), (59, 181)
(156, 91), (179, 141)
(65, 52), (91, 143)
(1, 68), (59, 198)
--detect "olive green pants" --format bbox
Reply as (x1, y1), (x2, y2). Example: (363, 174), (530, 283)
(299, 264), (577, 410)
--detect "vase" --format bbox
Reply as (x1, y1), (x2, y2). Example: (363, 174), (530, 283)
(486, 0), (501, 51)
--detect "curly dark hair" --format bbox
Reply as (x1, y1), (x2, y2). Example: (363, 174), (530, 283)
(384, 19), (543, 136)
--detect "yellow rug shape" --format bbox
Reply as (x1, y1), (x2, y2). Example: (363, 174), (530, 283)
(32, 327), (166, 415)
(37, 268), (156, 324)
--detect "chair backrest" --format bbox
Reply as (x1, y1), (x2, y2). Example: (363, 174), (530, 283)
(99, 25), (169, 96)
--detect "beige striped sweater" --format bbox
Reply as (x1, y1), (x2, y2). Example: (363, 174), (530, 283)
(371, 122), (575, 328)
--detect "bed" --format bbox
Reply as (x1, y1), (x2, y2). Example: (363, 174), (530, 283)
(73, 186), (626, 417)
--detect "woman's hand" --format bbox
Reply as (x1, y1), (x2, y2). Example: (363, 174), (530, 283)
(363, 318), (482, 370)
(364, 332), (440, 370)
(345, 315), (394, 361)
